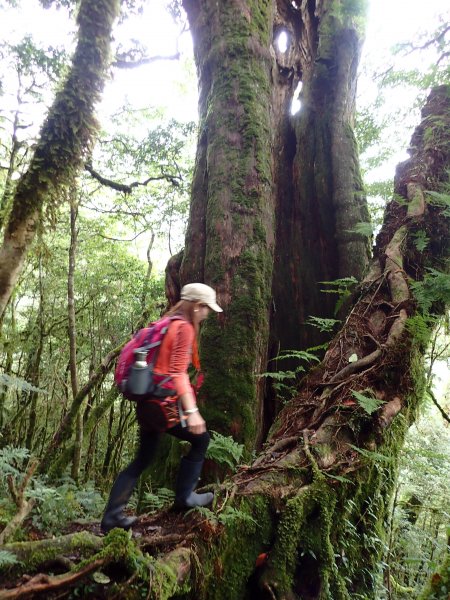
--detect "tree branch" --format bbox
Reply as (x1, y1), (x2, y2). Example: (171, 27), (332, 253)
(84, 162), (181, 193)
(427, 387), (450, 424)
(113, 51), (180, 69)
(397, 25), (450, 54)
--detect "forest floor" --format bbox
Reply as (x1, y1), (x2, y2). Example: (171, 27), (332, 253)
(0, 508), (209, 597)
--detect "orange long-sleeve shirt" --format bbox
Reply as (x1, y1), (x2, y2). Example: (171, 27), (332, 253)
(153, 319), (194, 397)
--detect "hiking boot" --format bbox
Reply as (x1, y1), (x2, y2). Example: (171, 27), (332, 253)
(101, 471), (138, 534)
(174, 457), (213, 509)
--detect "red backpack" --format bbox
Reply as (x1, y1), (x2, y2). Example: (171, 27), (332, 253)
(115, 316), (183, 430)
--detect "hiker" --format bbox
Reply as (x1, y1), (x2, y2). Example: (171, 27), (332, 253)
(101, 283), (222, 533)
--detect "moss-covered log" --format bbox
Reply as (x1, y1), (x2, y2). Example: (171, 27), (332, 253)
(2, 531), (103, 573)
(0, 530), (192, 600)
(177, 0), (371, 449)
(0, 0), (120, 319)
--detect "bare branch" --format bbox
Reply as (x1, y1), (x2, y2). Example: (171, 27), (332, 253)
(84, 162), (181, 193)
(79, 202), (145, 218)
(113, 52), (180, 69)
(427, 387), (450, 424)
(97, 230), (148, 242)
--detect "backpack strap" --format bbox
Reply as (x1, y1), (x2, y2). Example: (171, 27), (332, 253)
(138, 316), (186, 367)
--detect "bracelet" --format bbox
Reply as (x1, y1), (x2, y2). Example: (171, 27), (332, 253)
(184, 407), (199, 415)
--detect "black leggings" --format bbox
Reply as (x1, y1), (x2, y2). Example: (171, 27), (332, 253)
(121, 424), (210, 480)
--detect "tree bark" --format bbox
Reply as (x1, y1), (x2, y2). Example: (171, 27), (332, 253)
(178, 0), (370, 449)
(0, 0), (120, 320)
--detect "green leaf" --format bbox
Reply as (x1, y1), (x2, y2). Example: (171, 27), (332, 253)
(306, 316), (341, 332)
(217, 506), (258, 527)
(410, 268), (450, 313)
(0, 374), (47, 395)
(142, 487), (175, 513)
(349, 444), (392, 463)
(275, 349), (321, 363)
(0, 550), (20, 569)
(319, 277), (359, 294)
(259, 370), (298, 381)
(425, 189), (450, 217)
(351, 390), (385, 415)
(206, 431), (244, 470)
(323, 472), (354, 484)
(92, 572), (111, 584)
(411, 230), (429, 252)
(345, 222), (374, 237)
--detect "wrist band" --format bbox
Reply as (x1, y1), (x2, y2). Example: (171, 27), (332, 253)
(184, 407), (199, 414)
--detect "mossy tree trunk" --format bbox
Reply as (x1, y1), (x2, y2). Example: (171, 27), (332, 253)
(3, 87), (448, 600)
(176, 0), (370, 449)
(0, 0), (119, 320)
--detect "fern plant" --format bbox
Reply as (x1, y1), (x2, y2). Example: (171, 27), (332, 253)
(141, 487), (175, 513)
(346, 221), (374, 237)
(0, 550), (20, 570)
(185, 505), (258, 529)
(319, 276), (359, 315)
(425, 188), (450, 218)
(0, 448), (103, 536)
(0, 374), (47, 395)
(306, 316), (341, 332)
(260, 348), (321, 403)
(410, 268), (450, 314)
(206, 431), (244, 470)
(411, 229), (430, 252)
(351, 389), (386, 415)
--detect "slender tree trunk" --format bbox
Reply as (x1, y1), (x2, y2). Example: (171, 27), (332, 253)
(141, 230), (155, 310)
(179, 0), (370, 448)
(0, 0), (119, 320)
(0, 303), (15, 428)
(0, 107), (22, 232)
(25, 281), (45, 451)
(102, 404), (115, 477)
(67, 198), (83, 482)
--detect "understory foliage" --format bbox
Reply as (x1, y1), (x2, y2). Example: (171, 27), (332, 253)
(386, 409), (450, 598)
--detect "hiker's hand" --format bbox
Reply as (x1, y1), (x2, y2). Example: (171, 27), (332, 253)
(187, 412), (206, 434)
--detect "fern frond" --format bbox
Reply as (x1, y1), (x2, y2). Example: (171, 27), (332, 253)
(306, 316), (341, 332)
(351, 390), (385, 415)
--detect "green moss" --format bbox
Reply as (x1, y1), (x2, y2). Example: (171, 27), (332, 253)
(3, 531), (103, 575)
(199, 495), (274, 600)
(329, 0), (368, 32)
(75, 528), (144, 576)
(262, 345), (427, 598)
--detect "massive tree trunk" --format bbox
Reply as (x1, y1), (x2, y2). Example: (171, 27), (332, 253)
(176, 0), (370, 448)
(2, 86), (448, 600)
(0, 0), (119, 320)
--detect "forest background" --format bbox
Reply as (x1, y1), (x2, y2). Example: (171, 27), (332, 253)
(0, 0), (448, 599)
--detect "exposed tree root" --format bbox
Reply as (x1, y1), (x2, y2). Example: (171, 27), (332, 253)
(0, 558), (107, 600)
